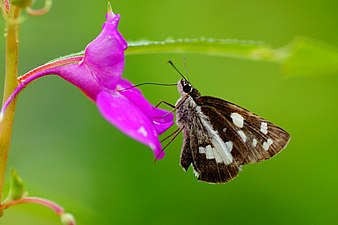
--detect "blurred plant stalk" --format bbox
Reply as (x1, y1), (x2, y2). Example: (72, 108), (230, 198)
(0, 3), (21, 212)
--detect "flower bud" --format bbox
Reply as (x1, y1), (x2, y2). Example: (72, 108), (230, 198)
(7, 169), (27, 201)
(61, 213), (76, 225)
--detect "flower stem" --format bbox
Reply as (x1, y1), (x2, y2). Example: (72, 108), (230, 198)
(0, 56), (83, 116)
(2, 196), (76, 225)
(0, 5), (21, 211)
(3, 197), (64, 214)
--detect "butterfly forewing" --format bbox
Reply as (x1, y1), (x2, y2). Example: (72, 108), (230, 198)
(199, 105), (251, 165)
(196, 96), (291, 164)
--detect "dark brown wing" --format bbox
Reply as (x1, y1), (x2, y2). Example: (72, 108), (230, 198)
(186, 108), (240, 183)
(196, 96), (290, 164)
(180, 131), (193, 171)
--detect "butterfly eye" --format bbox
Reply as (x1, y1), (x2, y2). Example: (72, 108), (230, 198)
(183, 83), (192, 93)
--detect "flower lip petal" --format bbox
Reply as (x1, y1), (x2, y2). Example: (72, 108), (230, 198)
(151, 107), (174, 135)
(116, 78), (174, 134)
(97, 90), (165, 159)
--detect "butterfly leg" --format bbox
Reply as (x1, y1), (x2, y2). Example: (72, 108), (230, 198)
(153, 101), (177, 120)
(161, 127), (183, 151)
(153, 100), (176, 109)
(153, 95), (189, 111)
(161, 127), (181, 143)
(154, 127), (183, 163)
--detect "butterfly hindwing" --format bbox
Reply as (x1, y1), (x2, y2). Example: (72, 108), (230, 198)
(180, 132), (193, 171)
(188, 115), (240, 183)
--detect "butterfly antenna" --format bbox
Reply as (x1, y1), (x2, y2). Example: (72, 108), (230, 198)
(168, 60), (188, 81)
(121, 82), (177, 91)
(182, 57), (190, 81)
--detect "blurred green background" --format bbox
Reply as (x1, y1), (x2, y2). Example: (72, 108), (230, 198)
(1, 0), (337, 224)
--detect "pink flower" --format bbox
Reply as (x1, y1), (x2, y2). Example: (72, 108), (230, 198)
(1, 7), (173, 159)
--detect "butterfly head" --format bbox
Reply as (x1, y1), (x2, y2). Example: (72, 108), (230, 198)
(178, 79), (200, 98)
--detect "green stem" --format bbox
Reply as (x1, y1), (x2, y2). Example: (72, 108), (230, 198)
(0, 5), (21, 211)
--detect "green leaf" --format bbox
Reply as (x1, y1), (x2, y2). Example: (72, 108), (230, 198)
(6, 169), (27, 201)
(126, 37), (338, 77)
(277, 37), (338, 76)
(126, 38), (275, 61)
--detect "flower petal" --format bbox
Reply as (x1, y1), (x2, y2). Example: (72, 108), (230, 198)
(150, 107), (175, 135)
(84, 12), (127, 90)
(116, 78), (174, 134)
(97, 90), (165, 159)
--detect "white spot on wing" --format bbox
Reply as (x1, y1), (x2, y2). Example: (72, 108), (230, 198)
(262, 142), (268, 150)
(252, 138), (257, 147)
(137, 126), (148, 137)
(225, 141), (233, 152)
(267, 138), (273, 145)
(263, 138), (273, 151)
(260, 122), (268, 135)
(237, 130), (247, 142)
(198, 146), (206, 154)
(214, 146), (225, 163)
(205, 145), (214, 160)
(230, 112), (244, 128)
(195, 106), (233, 165)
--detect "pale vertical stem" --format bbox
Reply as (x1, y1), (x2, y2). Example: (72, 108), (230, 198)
(0, 5), (21, 207)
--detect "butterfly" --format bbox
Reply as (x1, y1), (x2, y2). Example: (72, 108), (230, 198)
(168, 61), (290, 184)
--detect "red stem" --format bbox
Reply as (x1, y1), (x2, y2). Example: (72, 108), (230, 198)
(18, 56), (83, 82)
(2, 196), (76, 225)
(3, 197), (64, 214)
(4, 0), (9, 12)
